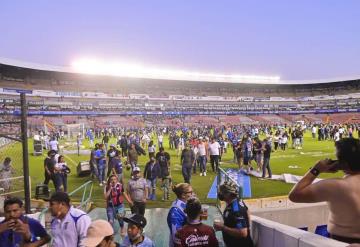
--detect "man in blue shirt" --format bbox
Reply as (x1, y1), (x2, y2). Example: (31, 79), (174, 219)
(96, 144), (107, 186)
(0, 197), (50, 247)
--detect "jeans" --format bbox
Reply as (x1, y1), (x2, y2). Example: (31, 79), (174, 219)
(161, 177), (171, 200)
(199, 155), (207, 173)
(107, 204), (125, 228)
(97, 165), (106, 183)
(182, 166), (192, 184)
(262, 157), (272, 178)
(53, 173), (62, 192)
(90, 161), (98, 179)
(147, 178), (157, 200)
(193, 158), (198, 173)
(60, 174), (68, 192)
(210, 155), (219, 172)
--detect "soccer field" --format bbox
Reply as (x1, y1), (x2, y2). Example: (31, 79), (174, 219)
(1, 131), (350, 208)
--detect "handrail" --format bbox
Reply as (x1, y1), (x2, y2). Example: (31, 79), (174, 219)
(0, 176), (31, 198)
(38, 180), (93, 224)
(68, 180), (93, 211)
(216, 168), (243, 212)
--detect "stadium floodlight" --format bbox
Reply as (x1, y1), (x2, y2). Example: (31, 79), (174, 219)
(71, 58), (280, 84)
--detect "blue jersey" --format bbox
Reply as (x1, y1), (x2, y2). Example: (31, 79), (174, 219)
(95, 149), (106, 167)
(0, 216), (48, 247)
(167, 199), (187, 247)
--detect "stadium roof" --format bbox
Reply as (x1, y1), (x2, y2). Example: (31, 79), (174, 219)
(0, 57), (359, 85)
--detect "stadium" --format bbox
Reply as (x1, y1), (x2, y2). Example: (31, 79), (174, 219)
(0, 57), (359, 246)
(1, 1), (360, 246)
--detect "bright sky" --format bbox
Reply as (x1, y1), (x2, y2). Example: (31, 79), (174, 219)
(0, 0), (359, 80)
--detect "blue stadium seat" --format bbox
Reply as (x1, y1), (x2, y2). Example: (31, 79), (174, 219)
(315, 225), (330, 238)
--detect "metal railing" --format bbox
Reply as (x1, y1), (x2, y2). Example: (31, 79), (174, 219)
(68, 180), (94, 212)
(216, 167), (243, 212)
(38, 180), (93, 223)
(0, 176), (31, 197)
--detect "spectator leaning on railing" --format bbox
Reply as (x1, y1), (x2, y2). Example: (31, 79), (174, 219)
(289, 138), (360, 244)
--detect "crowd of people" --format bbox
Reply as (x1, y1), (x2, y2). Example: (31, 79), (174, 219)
(0, 180), (256, 247)
(1, 121), (358, 246)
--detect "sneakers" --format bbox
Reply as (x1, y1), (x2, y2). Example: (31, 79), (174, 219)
(204, 172), (207, 176)
(200, 173), (203, 176)
(99, 183), (103, 186)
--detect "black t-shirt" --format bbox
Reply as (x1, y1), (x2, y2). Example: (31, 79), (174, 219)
(102, 135), (109, 144)
(255, 142), (262, 154)
(156, 152), (170, 178)
(44, 157), (56, 173)
(263, 142), (271, 159)
(223, 199), (254, 247)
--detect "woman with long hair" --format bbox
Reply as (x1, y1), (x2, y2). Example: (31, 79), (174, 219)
(104, 174), (127, 236)
(56, 155), (70, 192)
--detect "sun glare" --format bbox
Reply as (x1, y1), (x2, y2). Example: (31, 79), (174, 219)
(71, 58), (280, 84)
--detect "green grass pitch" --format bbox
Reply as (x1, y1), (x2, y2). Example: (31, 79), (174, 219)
(1, 131), (353, 208)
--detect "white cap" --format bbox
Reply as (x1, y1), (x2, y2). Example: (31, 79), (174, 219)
(133, 166), (141, 173)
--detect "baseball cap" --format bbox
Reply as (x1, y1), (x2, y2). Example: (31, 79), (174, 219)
(133, 166), (141, 173)
(123, 214), (147, 228)
(81, 220), (114, 247)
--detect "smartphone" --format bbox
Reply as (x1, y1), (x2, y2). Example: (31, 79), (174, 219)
(328, 159), (342, 172)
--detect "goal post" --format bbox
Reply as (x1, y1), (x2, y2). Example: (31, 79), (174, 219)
(66, 123), (85, 140)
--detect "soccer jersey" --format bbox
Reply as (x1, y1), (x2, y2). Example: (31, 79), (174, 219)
(174, 222), (219, 247)
(222, 199), (253, 247)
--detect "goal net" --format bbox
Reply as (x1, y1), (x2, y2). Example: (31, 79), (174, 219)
(65, 123), (85, 140)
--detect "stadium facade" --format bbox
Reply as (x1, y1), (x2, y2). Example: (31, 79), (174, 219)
(0, 58), (360, 127)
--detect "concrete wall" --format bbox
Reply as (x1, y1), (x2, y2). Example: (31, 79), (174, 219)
(252, 202), (329, 232)
(244, 196), (330, 232)
(251, 215), (348, 247)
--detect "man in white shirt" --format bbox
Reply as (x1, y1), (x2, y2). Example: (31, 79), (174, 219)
(208, 137), (221, 172)
(334, 131), (340, 142)
(338, 127), (344, 139)
(158, 134), (164, 149)
(49, 192), (91, 247)
(312, 125), (317, 139)
(49, 137), (59, 152)
(198, 138), (208, 176)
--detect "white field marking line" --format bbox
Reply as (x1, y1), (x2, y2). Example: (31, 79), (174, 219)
(63, 154), (78, 168)
(271, 152), (333, 159)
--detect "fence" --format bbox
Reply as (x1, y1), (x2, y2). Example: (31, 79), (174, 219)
(38, 180), (94, 224)
(216, 167), (243, 212)
(0, 93), (31, 212)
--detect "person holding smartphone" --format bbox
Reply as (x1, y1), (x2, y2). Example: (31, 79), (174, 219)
(105, 175), (127, 236)
(0, 197), (50, 247)
(289, 138), (360, 244)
